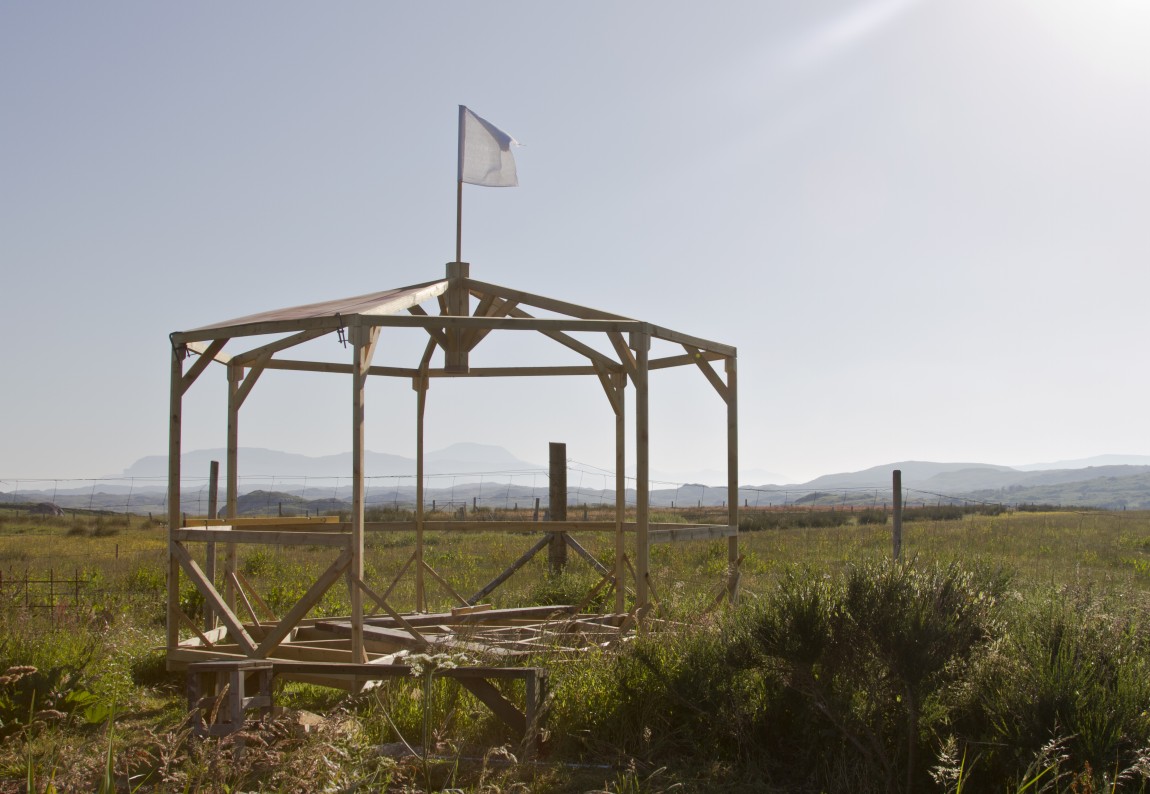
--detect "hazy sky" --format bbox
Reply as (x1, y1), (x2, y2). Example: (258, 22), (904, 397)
(2, 1), (1148, 484)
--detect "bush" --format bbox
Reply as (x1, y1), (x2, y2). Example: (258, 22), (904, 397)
(857, 508), (888, 525)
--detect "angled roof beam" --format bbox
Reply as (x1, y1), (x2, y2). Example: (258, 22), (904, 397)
(505, 306), (622, 371)
(231, 328), (334, 367)
(608, 332), (638, 380)
(407, 305), (450, 350)
(463, 278), (634, 321)
(683, 345), (730, 403)
(649, 350), (726, 371)
(648, 324), (736, 358)
(462, 296), (520, 352)
(180, 339), (228, 395)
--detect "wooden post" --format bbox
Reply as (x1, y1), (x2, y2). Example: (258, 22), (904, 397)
(349, 324), (377, 662)
(225, 364), (241, 612)
(633, 329), (650, 611)
(167, 342), (184, 652)
(614, 372), (627, 614)
(414, 374), (428, 612)
(445, 261), (470, 373)
(892, 469), (903, 561)
(726, 356), (739, 604)
(205, 460), (219, 630)
(548, 442), (567, 573)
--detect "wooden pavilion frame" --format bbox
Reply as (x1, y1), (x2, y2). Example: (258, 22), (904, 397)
(166, 262), (739, 695)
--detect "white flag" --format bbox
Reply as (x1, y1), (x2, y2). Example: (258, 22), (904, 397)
(458, 106), (519, 187)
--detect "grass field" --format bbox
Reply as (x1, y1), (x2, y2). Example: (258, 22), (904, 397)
(3, 506), (1150, 791)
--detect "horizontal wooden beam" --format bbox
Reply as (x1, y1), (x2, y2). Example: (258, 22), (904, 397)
(647, 324), (736, 357)
(174, 528), (351, 546)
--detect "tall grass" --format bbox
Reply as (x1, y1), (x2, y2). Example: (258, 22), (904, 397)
(4, 509), (1150, 790)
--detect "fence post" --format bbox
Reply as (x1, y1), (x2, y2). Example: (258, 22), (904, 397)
(548, 442), (568, 573)
(892, 470), (903, 561)
(533, 497), (540, 522)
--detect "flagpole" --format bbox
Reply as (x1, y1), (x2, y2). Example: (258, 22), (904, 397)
(456, 105), (465, 263)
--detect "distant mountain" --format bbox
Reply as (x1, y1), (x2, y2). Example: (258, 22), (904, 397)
(1014, 454), (1150, 471)
(122, 443), (545, 480)
(799, 461), (1017, 490)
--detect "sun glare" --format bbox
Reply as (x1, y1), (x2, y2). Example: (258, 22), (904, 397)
(1022, 0), (1150, 80)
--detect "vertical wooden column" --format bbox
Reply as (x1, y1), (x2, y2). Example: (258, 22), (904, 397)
(445, 261), (470, 373)
(725, 356), (740, 604)
(349, 323), (377, 662)
(225, 364), (241, 611)
(548, 442), (568, 572)
(205, 460), (219, 630)
(892, 469), (903, 561)
(614, 372), (627, 614)
(414, 375), (428, 612)
(167, 344), (184, 652)
(632, 329), (650, 610)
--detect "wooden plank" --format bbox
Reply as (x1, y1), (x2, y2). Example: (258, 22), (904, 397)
(432, 365), (600, 377)
(504, 306), (621, 369)
(256, 547), (353, 658)
(174, 528), (350, 546)
(173, 315), (348, 345)
(647, 323), (737, 358)
(186, 339), (232, 365)
(364, 605), (577, 628)
(462, 278), (634, 321)
(168, 346), (184, 651)
(634, 329), (650, 610)
(456, 677), (526, 737)
(563, 533), (610, 577)
(181, 339), (227, 394)
(229, 572), (261, 628)
(421, 561), (469, 606)
(355, 578), (430, 648)
(183, 516), (341, 527)
(178, 608), (216, 648)
(683, 345), (729, 402)
(607, 332), (638, 379)
(233, 348), (271, 409)
(648, 350), (725, 370)
(593, 361), (622, 415)
(406, 304), (450, 349)
(171, 541), (257, 655)
(365, 520), (619, 533)
(726, 356), (740, 605)
(468, 534), (552, 605)
(231, 328), (332, 366)
(461, 295), (520, 352)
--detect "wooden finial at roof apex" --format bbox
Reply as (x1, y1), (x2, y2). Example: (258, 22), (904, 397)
(446, 261), (470, 279)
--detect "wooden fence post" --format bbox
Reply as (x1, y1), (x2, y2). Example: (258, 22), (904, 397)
(892, 469), (903, 561)
(548, 442), (568, 573)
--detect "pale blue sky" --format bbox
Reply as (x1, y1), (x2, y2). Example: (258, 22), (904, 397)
(2, 1), (1148, 484)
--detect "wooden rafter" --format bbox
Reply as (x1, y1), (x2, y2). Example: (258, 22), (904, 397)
(683, 345), (730, 402)
(180, 339), (227, 395)
(463, 278), (634, 321)
(463, 296), (520, 352)
(231, 328), (333, 366)
(407, 305), (449, 349)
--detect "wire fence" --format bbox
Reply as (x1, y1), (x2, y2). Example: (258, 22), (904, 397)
(0, 463), (932, 527)
(0, 464), (1029, 519)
